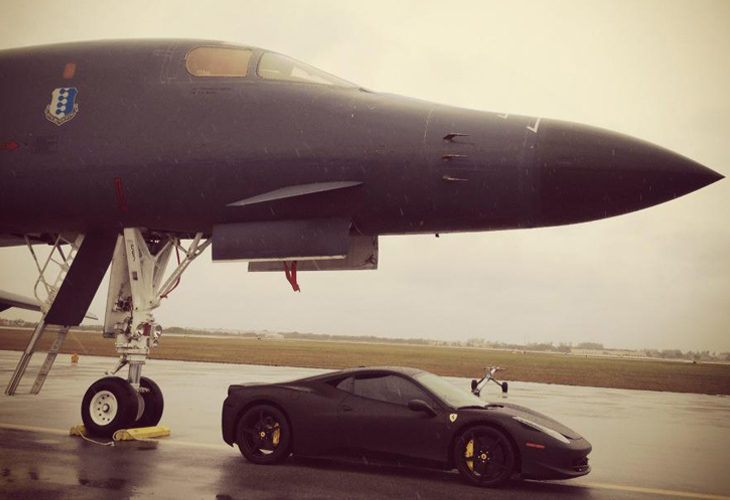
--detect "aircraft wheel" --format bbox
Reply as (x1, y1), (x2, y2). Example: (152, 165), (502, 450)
(236, 404), (291, 464)
(454, 425), (516, 488)
(81, 377), (139, 438)
(134, 376), (164, 428)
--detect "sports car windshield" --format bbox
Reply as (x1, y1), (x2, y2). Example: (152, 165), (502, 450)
(413, 372), (486, 409)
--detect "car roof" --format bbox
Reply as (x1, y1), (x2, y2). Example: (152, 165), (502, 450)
(298, 366), (426, 383)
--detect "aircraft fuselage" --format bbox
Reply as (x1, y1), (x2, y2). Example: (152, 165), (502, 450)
(0, 39), (720, 240)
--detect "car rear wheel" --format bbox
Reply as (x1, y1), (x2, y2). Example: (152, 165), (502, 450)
(454, 425), (516, 487)
(236, 404), (291, 464)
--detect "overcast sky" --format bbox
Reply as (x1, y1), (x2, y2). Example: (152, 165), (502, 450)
(1, 0), (728, 352)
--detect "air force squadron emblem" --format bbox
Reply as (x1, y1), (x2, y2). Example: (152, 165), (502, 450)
(45, 87), (79, 125)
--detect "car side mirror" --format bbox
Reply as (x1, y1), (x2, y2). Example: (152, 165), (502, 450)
(408, 399), (437, 417)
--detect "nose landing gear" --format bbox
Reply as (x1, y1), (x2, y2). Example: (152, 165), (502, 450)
(80, 229), (209, 438)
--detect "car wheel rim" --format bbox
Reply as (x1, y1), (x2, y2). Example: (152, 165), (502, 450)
(460, 429), (511, 482)
(243, 410), (281, 456)
(90, 390), (118, 426)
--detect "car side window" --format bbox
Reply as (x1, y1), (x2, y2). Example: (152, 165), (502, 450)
(334, 376), (354, 393)
(353, 375), (429, 406)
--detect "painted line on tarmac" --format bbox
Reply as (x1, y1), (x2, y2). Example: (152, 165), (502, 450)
(0, 422), (222, 451)
(160, 439), (223, 451)
(577, 482), (730, 500)
(1, 422), (728, 500)
(0, 422), (69, 436)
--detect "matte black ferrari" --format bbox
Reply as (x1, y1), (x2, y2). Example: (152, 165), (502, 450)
(222, 367), (591, 487)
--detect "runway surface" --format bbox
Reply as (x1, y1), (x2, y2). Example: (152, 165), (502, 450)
(1, 350), (729, 499)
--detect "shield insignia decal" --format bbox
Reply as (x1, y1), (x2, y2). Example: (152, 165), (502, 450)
(449, 413), (458, 423)
(45, 87), (79, 126)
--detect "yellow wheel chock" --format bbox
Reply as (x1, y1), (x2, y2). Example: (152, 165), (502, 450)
(70, 425), (171, 441)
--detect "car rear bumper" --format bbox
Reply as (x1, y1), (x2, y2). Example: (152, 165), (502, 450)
(221, 396), (239, 446)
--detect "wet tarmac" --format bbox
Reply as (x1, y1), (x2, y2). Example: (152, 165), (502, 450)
(1, 350), (729, 499)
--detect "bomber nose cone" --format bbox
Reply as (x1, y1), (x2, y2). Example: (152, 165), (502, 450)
(532, 120), (723, 226)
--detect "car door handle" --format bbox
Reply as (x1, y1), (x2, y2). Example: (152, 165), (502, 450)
(341, 405), (353, 412)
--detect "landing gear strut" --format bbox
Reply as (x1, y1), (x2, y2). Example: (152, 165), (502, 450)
(82, 229), (210, 437)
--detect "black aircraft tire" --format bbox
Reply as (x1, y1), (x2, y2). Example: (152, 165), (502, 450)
(454, 425), (516, 488)
(236, 404), (292, 465)
(135, 377), (164, 428)
(81, 377), (139, 439)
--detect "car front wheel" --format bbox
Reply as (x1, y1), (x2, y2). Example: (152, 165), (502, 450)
(236, 404), (291, 464)
(454, 425), (516, 487)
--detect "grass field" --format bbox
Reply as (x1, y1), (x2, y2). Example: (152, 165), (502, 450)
(1, 328), (729, 395)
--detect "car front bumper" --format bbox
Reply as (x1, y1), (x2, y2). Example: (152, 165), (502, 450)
(519, 437), (592, 480)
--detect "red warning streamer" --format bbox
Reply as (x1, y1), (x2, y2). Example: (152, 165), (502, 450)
(114, 177), (129, 213)
(283, 261), (300, 292)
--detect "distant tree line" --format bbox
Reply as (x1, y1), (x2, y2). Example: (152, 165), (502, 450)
(2, 318), (728, 361)
(467, 338), (572, 353)
(0, 318), (102, 332)
(576, 342), (605, 350)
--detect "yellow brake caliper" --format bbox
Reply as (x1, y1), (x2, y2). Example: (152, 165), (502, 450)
(465, 439), (474, 471)
(272, 423), (281, 447)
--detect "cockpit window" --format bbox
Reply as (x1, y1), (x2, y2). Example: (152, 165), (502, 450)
(257, 52), (356, 88)
(186, 46), (252, 77)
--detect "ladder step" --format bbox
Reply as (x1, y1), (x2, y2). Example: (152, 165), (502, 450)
(5, 320), (49, 396)
(31, 327), (69, 395)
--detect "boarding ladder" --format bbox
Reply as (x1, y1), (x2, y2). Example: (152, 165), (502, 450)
(5, 235), (83, 395)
